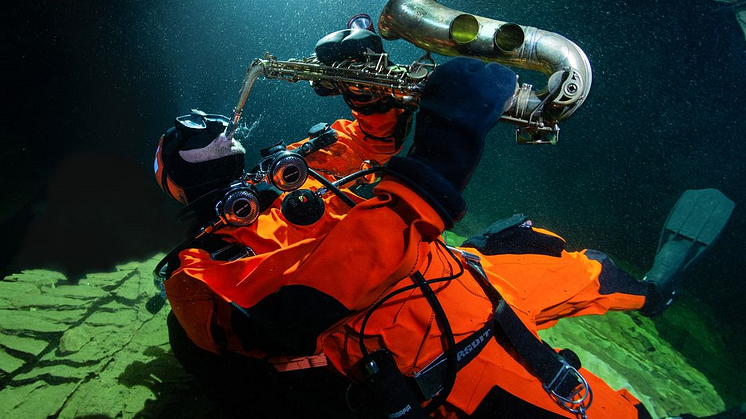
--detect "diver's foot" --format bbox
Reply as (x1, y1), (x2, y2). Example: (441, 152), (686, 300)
(639, 238), (691, 316)
(646, 239), (691, 290)
(639, 189), (735, 317)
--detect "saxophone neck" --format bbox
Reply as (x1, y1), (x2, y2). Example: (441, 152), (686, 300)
(226, 57), (268, 140)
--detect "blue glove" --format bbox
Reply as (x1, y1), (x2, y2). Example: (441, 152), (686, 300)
(386, 58), (516, 226)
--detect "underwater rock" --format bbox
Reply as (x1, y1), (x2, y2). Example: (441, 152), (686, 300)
(0, 308), (87, 333)
(2, 269), (66, 285)
(0, 351), (25, 375)
(0, 334), (48, 357)
(0, 255), (209, 419)
(0, 381), (79, 418)
(13, 362), (90, 382)
(539, 311), (725, 418)
(0, 298), (57, 374)
(58, 324), (97, 354)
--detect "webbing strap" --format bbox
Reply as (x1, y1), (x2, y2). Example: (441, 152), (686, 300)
(410, 320), (495, 400)
(269, 354), (329, 372)
(493, 300), (583, 398)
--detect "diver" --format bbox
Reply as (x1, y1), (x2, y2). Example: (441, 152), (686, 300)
(152, 19), (738, 419)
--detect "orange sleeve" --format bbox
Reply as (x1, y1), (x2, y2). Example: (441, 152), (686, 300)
(335, 108), (406, 162)
(288, 108), (406, 178)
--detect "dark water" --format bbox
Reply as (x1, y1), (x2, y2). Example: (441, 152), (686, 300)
(3, 0), (745, 409)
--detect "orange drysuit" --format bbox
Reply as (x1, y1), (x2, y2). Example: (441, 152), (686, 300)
(165, 108), (651, 418)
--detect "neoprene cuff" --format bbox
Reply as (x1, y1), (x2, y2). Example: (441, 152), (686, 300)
(385, 156), (466, 228)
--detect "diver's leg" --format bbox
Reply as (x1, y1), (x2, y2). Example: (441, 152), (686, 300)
(462, 214), (651, 318)
(167, 311), (358, 418)
(584, 249), (651, 301)
(167, 310), (278, 418)
(466, 366), (653, 419)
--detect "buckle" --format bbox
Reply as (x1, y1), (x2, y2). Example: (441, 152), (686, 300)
(455, 248), (481, 264)
(449, 247), (487, 277)
(543, 362), (593, 418)
(411, 356), (447, 400)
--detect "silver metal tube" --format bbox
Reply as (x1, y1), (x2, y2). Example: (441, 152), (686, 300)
(225, 59), (267, 140)
(378, 0), (592, 121)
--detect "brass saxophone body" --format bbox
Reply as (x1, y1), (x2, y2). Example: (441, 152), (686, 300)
(226, 0), (592, 145)
(225, 52), (435, 140)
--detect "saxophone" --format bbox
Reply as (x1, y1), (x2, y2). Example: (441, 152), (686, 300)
(226, 0), (592, 145)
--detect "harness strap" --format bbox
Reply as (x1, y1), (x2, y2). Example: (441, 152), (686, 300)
(493, 300), (590, 402)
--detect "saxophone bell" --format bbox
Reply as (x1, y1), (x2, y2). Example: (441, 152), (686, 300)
(378, 0), (593, 144)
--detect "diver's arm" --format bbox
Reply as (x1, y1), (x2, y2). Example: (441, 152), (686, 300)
(339, 107), (410, 148)
(284, 96), (410, 175)
(284, 109), (408, 178)
(309, 28), (413, 164)
(266, 58), (518, 315)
